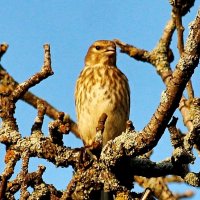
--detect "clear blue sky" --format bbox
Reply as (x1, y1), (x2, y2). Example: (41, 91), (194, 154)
(0, 1), (200, 199)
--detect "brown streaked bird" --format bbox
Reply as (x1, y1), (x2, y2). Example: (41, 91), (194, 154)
(75, 40), (130, 147)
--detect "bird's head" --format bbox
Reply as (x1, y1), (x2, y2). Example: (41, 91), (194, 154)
(85, 40), (116, 67)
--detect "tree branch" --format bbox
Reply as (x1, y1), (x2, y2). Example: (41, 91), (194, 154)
(101, 8), (200, 167)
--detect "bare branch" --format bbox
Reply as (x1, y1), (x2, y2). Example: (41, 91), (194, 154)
(101, 9), (200, 168)
(11, 44), (53, 102)
(0, 55), (80, 138)
(142, 8), (200, 152)
(135, 176), (177, 200)
(0, 43), (9, 60)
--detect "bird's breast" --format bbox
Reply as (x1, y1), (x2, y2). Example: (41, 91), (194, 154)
(75, 65), (130, 146)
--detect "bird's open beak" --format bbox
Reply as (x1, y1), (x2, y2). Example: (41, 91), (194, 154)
(106, 46), (116, 54)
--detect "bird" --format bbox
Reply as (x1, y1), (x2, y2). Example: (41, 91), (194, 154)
(75, 40), (130, 148)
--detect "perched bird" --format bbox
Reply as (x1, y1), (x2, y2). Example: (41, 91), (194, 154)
(75, 40), (130, 148)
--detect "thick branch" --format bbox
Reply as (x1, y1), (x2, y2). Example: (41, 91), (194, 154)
(101, 10), (200, 166)
(142, 10), (200, 151)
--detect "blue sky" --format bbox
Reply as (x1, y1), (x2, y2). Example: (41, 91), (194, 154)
(0, 1), (200, 199)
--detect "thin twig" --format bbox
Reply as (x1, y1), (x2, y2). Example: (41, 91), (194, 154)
(173, 6), (195, 101)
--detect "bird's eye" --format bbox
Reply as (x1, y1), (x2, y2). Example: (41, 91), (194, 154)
(95, 46), (101, 50)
